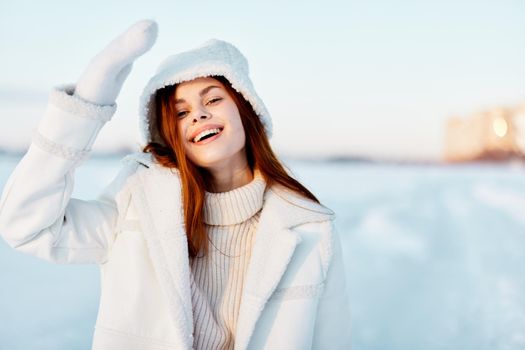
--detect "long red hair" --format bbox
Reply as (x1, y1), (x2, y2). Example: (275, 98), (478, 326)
(143, 75), (320, 258)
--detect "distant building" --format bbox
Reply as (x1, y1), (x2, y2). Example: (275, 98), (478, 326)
(444, 103), (525, 162)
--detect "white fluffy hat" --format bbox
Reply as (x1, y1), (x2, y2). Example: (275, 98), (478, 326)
(138, 38), (272, 145)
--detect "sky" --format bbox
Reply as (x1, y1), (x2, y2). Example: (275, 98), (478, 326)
(0, 0), (524, 161)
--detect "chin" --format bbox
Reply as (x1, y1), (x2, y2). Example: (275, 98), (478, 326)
(190, 149), (245, 169)
(189, 154), (231, 168)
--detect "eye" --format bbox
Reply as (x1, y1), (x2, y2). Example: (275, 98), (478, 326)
(176, 111), (188, 118)
(206, 97), (222, 105)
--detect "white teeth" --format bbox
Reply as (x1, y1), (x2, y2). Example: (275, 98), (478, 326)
(193, 128), (221, 143)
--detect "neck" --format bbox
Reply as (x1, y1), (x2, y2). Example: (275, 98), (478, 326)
(205, 160), (253, 193)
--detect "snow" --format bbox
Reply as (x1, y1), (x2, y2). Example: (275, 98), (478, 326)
(1, 155), (525, 350)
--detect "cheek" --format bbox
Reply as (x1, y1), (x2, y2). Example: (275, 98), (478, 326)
(177, 122), (192, 151)
(228, 108), (245, 135)
(237, 124), (246, 146)
(229, 115), (246, 148)
(176, 121), (185, 137)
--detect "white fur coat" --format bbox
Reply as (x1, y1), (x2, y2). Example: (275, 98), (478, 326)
(0, 85), (351, 349)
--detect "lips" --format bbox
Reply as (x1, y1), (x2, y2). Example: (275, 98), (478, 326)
(193, 129), (223, 145)
(189, 124), (224, 141)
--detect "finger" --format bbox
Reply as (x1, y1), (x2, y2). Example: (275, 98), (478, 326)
(95, 19), (158, 71)
(114, 63), (133, 88)
(117, 19), (158, 60)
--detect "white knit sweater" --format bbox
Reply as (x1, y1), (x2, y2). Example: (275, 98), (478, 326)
(189, 169), (266, 350)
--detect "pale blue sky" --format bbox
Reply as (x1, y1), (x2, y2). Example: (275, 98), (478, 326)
(1, 0), (524, 160)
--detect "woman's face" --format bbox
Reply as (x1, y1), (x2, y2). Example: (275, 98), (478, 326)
(174, 77), (247, 169)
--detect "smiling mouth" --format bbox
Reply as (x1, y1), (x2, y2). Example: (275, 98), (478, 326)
(192, 127), (224, 144)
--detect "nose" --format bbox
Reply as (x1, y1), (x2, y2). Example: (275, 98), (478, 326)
(192, 109), (211, 124)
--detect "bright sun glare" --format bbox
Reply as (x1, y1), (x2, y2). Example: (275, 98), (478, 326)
(492, 116), (508, 138)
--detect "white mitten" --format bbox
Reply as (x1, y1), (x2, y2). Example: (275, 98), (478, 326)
(75, 19), (158, 105)
(33, 20), (158, 163)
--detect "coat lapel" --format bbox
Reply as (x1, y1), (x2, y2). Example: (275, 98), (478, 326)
(128, 159), (194, 350)
(234, 185), (335, 350)
(123, 152), (334, 350)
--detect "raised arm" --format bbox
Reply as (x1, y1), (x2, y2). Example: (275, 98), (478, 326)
(0, 20), (157, 264)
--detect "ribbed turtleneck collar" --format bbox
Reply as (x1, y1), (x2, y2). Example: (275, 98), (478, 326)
(203, 168), (266, 226)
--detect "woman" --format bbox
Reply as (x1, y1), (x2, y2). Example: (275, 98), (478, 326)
(0, 20), (350, 350)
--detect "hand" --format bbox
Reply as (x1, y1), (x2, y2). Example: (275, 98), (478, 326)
(75, 19), (158, 106)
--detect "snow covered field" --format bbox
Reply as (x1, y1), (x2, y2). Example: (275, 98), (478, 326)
(1, 155), (525, 350)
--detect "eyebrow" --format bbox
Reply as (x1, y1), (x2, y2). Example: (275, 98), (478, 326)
(174, 85), (222, 105)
